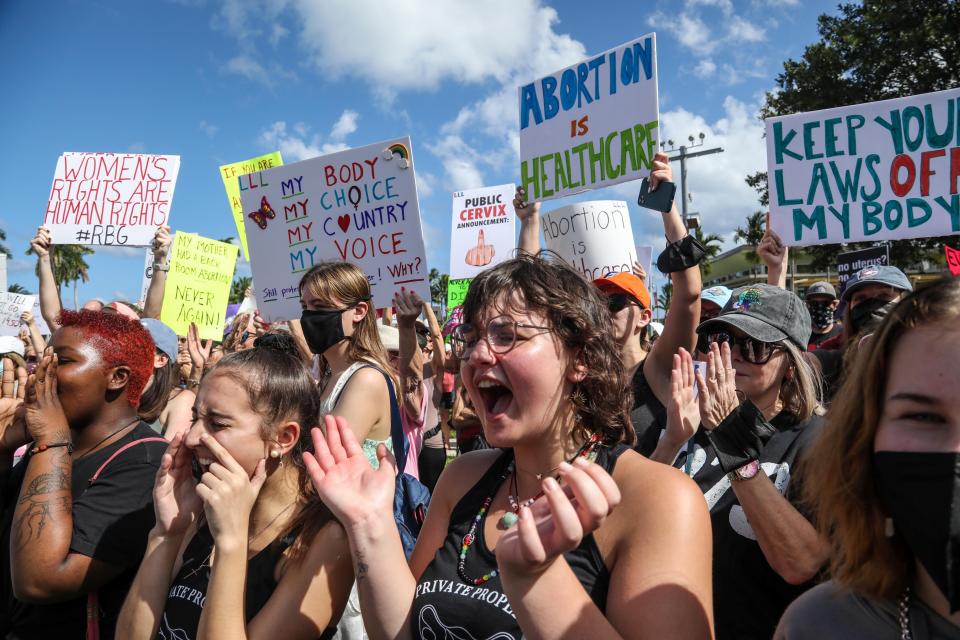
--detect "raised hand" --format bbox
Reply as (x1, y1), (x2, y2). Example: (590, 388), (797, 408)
(665, 348), (700, 447)
(757, 212), (787, 273)
(464, 229), (495, 267)
(0, 358), (28, 454)
(694, 341), (740, 429)
(152, 225), (172, 261)
(632, 260), (648, 283)
(187, 322), (212, 371)
(30, 226), (52, 258)
(648, 151), (674, 191)
(152, 432), (202, 537)
(24, 348), (69, 445)
(303, 415), (396, 526)
(19, 310), (34, 326)
(496, 457), (621, 575)
(195, 433), (267, 547)
(513, 186), (540, 223)
(393, 287), (423, 327)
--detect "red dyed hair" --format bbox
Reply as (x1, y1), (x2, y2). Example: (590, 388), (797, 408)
(58, 309), (155, 407)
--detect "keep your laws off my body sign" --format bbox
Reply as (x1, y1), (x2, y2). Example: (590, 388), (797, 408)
(240, 137), (429, 322)
(767, 87), (960, 245)
(519, 34), (659, 202)
(45, 152), (180, 246)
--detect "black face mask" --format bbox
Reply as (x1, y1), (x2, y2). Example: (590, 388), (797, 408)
(874, 451), (960, 612)
(807, 301), (834, 330)
(848, 297), (893, 334)
(300, 308), (348, 355)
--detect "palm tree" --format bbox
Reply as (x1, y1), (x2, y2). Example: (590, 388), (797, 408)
(7, 283), (30, 294)
(26, 244), (96, 309)
(734, 211), (766, 276)
(693, 227), (723, 277)
(0, 229), (11, 258)
(429, 268), (449, 308)
(654, 282), (672, 316)
(230, 276), (252, 304)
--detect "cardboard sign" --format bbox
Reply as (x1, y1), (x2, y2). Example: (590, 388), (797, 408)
(766, 87), (960, 246)
(0, 293), (35, 337)
(449, 184), (516, 280)
(519, 34), (659, 202)
(44, 152), (181, 246)
(220, 151), (283, 260)
(836, 245), (890, 293)
(240, 137), (430, 321)
(139, 248), (154, 305)
(160, 233), (238, 339)
(542, 200), (637, 280)
(447, 278), (471, 310)
(946, 245), (960, 276)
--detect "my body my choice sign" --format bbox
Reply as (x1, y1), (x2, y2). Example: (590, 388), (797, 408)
(519, 34), (659, 202)
(767, 87), (960, 246)
(240, 137), (429, 322)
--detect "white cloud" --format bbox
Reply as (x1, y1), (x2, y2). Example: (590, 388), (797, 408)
(269, 23), (289, 46)
(223, 54), (296, 87)
(651, 12), (718, 54)
(416, 171), (436, 199)
(199, 120), (219, 137)
(329, 110), (358, 141)
(688, 0), (733, 13)
(694, 59), (717, 78)
(727, 16), (766, 42)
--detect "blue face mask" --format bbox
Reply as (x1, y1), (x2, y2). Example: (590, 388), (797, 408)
(300, 308), (348, 355)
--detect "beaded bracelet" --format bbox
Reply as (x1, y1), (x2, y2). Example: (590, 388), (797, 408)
(30, 441), (74, 455)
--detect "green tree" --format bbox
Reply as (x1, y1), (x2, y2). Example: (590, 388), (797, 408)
(693, 227), (724, 277)
(7, 283), (30, 294)
(746, 0), (960, 270)
(654, 282), (672, 317)
(429, 268), (449, 307)
(26, 244), (95, 309)
(230, 276), (252, 304)
(733, 211), (766, 275)
(0, 229), (11, 258)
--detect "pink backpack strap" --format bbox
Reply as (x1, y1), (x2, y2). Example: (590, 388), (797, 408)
(85, 436), (167, 639)
(89, 437), (167, 483)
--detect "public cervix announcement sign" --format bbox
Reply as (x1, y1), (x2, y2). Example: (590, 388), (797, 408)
(767, 87), (960, 245)
(44, 152), (181, 246)
(240, 137), (430, 322)
(519, 34), (660, 202)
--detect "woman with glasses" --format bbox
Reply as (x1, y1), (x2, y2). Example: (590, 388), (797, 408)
(304, 253), (714, 640)
(661, 283), (828, 640)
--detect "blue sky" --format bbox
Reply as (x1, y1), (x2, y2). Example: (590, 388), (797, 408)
(0, 0), (833, 304)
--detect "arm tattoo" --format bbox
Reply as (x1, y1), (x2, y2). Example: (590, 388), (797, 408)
(355, 547), (369, 583)
(13, 452), (72, 549)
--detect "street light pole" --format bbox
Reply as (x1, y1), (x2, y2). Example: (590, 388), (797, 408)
(661, 133), (725, 226)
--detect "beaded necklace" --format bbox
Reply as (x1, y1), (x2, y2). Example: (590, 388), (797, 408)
(456, 433), (603, 586)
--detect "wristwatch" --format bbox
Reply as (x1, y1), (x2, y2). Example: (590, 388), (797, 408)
(730, 459), (761, 481)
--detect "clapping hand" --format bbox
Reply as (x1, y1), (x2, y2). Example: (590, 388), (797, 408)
(694, 341), (740, 429)
(665, 348), (700, 447)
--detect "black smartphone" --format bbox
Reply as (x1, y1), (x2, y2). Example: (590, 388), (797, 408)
(637, 178), (677, 212)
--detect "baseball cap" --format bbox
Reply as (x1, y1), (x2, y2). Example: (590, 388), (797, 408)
(140, 318), (179, 360)
(593, 272), (651, 309)
(805, 281), (837, 300)
(0, 336), (25, 358)
(697, 283), (812, 350)
(840, 265), (912, 302)
(701, 286), (732, 308)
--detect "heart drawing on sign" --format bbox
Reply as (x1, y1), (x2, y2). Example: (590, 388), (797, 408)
(337, 215), (350, 232)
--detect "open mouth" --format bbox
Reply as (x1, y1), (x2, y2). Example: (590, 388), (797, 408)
(476, 378), (513, 418)
(192, 455), (214, 481)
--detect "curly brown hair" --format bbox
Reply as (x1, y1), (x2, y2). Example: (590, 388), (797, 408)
(799, 275), (960, 602)
(461, 252), (634, 447)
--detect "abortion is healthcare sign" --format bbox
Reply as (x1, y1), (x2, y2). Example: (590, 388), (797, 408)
(766, 87), (960, 246)
(542, 200), (638, 280)
(519, 34), (659, 202)
(240, 137), (429, 322)
(44, 152), (180, 246)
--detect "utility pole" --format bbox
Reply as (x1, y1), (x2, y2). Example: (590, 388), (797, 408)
(661, 133), (725, 227)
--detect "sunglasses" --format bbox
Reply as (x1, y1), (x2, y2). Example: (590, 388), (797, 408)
(698, 330), (783, 365)
(607, 293), (641, 314)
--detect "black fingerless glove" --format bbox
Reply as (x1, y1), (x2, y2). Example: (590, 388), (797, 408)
(705, 400), (777, 474)
(656, 234), (707, 273)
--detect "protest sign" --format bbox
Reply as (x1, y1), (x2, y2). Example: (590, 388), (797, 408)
(160, 233), (238, 339)
(766, 87), (960, 246)
(946, 245), (960, 276)
(30, 299), (50, 336)
(446, 278), (470, 310)
(220, 151), (283, 260)
(635, 245), (653, 282)
(542, 200), (637, 280)
(240, 137), (430, 321)
(139, 248), (154, 304)
(836, 245), (890, 293)
(449, 184), (516, 280)
(519, 34), (659, 202)
(44, 152), (181, 246)
(0, 293), (35, 337)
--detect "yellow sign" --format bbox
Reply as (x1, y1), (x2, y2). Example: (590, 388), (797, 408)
(161, 232), (239, 339)
(220, 151), (283, 258)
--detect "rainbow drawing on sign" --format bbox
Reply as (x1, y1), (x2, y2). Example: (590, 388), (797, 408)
(383, 143), (411, 168)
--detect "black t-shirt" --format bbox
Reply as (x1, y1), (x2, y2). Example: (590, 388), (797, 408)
(412, 446), (626, 639)
(675, 412), (824, 640)
(807, 323), (842, 350)
(0, 423), (165, 640)
(629, 360), (667, 457)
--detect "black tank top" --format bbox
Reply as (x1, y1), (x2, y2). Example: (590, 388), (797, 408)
(411, 444), (628, 639)
(156, 524), (333, 640)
